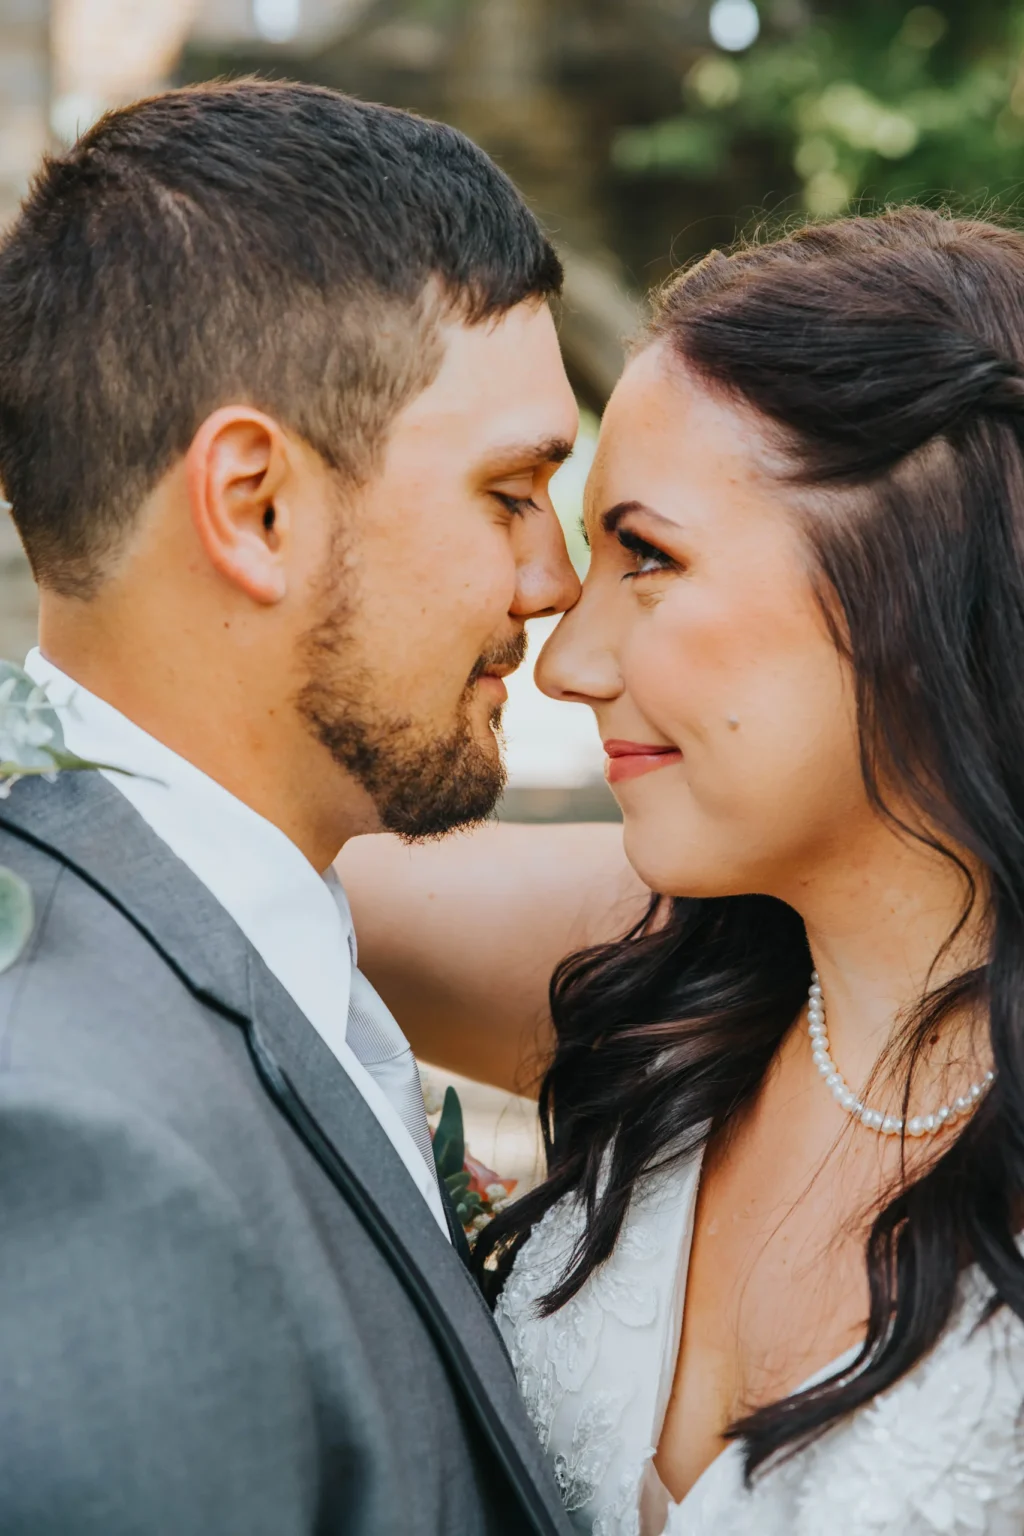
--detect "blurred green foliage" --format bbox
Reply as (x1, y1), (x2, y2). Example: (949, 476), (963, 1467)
(613, 3), (1024, 220)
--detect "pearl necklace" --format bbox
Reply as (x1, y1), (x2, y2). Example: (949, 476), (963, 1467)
(807, 971), (994, 1136)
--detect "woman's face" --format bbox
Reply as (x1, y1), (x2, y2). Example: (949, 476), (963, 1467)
(536, 342), (870, 900)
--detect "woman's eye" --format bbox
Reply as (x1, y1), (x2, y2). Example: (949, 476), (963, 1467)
(617, 527), (676, 579)
(634, 552), (667, 575)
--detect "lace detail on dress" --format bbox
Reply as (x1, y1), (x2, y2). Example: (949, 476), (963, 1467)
(591, 1458), (651, 1536)
(777, 1278), (1024, 1536)
(495, 1196), (588, 1453)
(553, 1390), (633, 1514)
(498, 1150), (1024, 1536)
(496, 1162), (692, 1535)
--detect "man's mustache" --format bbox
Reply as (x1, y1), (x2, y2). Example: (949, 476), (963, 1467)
(467, 630), (529, 686)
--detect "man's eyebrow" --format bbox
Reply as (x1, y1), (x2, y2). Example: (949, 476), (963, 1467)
(480, 436), (575, 475)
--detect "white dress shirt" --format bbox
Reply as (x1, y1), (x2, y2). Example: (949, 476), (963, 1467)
(24, 648), (448, 1235)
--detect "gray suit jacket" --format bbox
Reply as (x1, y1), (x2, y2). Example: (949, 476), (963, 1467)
(0, 773), (570, 1536)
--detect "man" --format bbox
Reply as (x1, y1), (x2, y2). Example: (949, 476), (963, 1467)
(0, 81), (580, 1534)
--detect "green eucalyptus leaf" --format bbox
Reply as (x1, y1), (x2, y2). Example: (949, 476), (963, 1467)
(444, 1170), (472, 1199)
(0, 663), (67, 772)
(432, 1086), (466, 1182)
(0, 662), (135, 789)
(455, 1190), (485, 1228)
(0, 864), (33, 974)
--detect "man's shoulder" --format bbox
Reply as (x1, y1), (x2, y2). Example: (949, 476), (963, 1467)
(0, 807), (183, 996)
(0, 807), (253, 1117)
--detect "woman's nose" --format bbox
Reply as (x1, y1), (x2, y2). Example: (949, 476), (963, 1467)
(535, 585), (622, 704)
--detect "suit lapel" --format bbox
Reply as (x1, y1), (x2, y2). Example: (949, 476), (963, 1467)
(247, 958), (476, 1266)
(0, 773), (568, 1536)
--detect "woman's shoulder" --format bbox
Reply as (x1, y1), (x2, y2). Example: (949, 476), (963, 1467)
(742, 1267), (1024, 1536)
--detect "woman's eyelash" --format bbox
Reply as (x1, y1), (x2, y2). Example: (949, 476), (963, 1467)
(616, 526), (676, 577)
(494, 491), (540, 516)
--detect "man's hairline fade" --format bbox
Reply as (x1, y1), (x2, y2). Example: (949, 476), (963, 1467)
(0, 79), (563, 598)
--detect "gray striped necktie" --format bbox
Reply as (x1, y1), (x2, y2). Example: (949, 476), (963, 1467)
(346, 964), (441, 1191)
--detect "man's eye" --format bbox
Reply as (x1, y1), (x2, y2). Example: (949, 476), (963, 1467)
(493, 491), (540, 517)
(617, 527), (676, 579)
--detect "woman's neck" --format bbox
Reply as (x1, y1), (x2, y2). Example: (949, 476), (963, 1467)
(784, 817), (988, 1102)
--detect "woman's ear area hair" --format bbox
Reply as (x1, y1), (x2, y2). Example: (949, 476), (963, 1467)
(184, 406), (293, 605)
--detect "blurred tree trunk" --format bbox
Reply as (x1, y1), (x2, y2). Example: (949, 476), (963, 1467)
(183, 0), (693, 409)
(443, 0), (641, 407)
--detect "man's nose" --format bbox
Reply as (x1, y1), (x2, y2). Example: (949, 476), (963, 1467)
(510, 508), (582, 620)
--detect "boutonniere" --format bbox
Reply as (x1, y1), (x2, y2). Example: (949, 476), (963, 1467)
(425, 1079), (518, 1245)
(0, 660), (124, 975)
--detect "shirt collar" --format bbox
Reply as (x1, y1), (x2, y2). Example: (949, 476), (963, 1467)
(22, 648), (354, 1049)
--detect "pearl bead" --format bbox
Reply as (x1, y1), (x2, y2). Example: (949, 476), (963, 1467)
(806, 976), (993, 1136)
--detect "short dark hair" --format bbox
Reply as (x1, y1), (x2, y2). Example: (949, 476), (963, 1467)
(0, 79), (562, 594)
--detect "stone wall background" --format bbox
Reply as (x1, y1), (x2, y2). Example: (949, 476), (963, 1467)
(0, 0), (48, 663)
(0, 514), (36, 663)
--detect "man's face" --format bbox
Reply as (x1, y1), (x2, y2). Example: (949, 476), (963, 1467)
(298, 300), (580, 838)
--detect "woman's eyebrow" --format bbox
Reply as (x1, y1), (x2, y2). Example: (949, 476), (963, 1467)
(599, 500), (664, 534)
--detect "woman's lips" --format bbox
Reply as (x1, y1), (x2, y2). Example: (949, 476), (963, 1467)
(603, 739), (683, 784)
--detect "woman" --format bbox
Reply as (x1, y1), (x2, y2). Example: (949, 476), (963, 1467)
(341, 208), (1024, 1533)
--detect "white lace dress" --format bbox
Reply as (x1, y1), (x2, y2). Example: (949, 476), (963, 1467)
(495, 1149), (1024, 1535)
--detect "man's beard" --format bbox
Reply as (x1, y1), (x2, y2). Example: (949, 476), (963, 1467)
(298, 598), (527, 841)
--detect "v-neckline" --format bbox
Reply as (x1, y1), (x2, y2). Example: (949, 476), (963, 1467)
(645, 1147), (862, 1531)
(644, 1346), (862, 1533)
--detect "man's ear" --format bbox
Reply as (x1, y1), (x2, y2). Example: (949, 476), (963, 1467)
(184, 408), (293, 605)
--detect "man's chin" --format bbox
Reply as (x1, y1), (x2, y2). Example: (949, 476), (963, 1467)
(301, 675), (508, 841)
